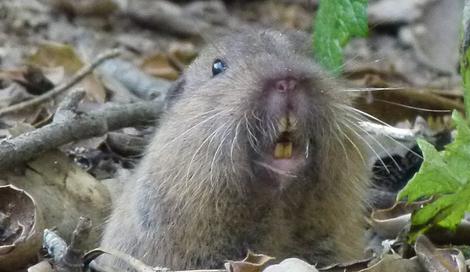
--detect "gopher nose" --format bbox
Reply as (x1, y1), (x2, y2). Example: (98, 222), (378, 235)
(273, 77), (297, 93)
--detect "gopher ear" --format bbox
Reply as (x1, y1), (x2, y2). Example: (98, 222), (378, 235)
(165, 76), (186, 107)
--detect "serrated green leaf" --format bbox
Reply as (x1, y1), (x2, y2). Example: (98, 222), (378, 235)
(397, 139), (461, 202)
(460, 2), (470, 115)
(313, 0), (368, 74)
(398, 111), (470, 240)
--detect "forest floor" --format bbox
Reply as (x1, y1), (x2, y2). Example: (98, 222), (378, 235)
(0, 0), (467, 271)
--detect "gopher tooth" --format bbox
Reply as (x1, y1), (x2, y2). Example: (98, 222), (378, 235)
(278, 117), (288, 132)
(274, 142), (293, 159)
(288, 112), (297, 131)
(274, 143), (284, 159)
(284, 142), (293, 158)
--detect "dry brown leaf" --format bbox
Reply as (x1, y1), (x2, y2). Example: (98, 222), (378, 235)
(168, 42), (197, 69)
(0, 68), (28, 82)
(371, 200), (470, 245)
(50, 0), (118, 17)
(27, 260), (53, 272)
(1, 151), (111, 248)
(318, 258), (371, 271)
(360, 254), (424, 272)
(0, 184), (44, 270)
(28, 42), (83, 72)
(141, 53), (179, 81)
(415, 235), (467, 272)
(225, 251), (275, 272)
(370, 200), (432, 239)
(28, 42), (106, 102)
(0, 66), (54, 95)
(83, 248), (155, 272)
(40, 66), (65, 85)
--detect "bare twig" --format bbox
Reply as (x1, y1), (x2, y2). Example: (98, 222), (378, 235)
(43, 229), (68, 265)
(53, 89), (87, 123)
(56, 89), (86, 113)
(60, 217), (92, 270)
(0, 100), (163, 170)
(43, 217), (93, 272)
(0, 49), (120, 117)
(85, 248), (226, 272)
(125, 0), (230, 37)
(359, 121), (417, 141)
(98, 59), (171, 100)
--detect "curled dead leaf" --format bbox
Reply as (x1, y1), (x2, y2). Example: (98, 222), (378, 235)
(263, 258), (318, 272)
(225, 251), (275, 272)
(50, 0), (118, 17)
(415, 235), (467, 272)
(361, 254), (424, 272)
(83, 248), (156, 272)
(0, 184), (44, 270)
(372, 200), (470, 244)
(2, 151), (111, 248)
(168, 42), (197, 69)
(318, 257), (372, 271)
(28, 42), (106, 102)
(141, 53), (180, 81)
(371, 200), (431, 239)
(27, 260), (53, 272)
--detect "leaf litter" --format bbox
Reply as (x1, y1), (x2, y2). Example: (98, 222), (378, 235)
(0, 0), (469, 271)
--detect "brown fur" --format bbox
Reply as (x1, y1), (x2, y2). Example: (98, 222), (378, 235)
(99, 29), (369, 270)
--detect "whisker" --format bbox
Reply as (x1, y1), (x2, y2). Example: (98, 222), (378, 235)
(159, 109), (230, 151)
(340, 105), (395, 128)
(342, 87), (406, 92)
(345, 118), (402, 171)
(372, 99), (452, 113)
(210, 122), (234, 184)
(346, 113), (423, 159)
(230, 119), (243, 173)
(334, 122), (367, 166)
(185, 123), (228, 183)
(341, 121), (390, 173)
(254, 160), (297, 178)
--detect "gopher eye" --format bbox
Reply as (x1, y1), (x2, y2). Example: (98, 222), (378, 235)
(212, 58), (227, 76)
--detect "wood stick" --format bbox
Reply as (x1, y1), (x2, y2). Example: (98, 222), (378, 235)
(0, 49), (120, 117)
(0, 100), (163, 171)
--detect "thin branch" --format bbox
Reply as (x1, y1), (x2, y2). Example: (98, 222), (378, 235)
(359, 121), (417, 141)
(0, 49), (120, 117)
(0, 100), (163, 170)
(61, 217), (93, 270)
(86, 248), (226, 272)
(43, 217), (93, 272)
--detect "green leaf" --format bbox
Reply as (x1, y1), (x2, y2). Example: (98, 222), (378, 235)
(398, 111), (470, 239)
(313, 0), (368, 74)
(460, 2), (470, 115)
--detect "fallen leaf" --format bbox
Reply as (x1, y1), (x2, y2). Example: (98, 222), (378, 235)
(263, 258), (318, 272)
(28, 42), (106, 102)
(362, 254), (423, 272)
(371, 200), (431, 239)
(225, 251), (275, 272)
(27, 260), (53, 272)
(168, 42), (197, 69)
(83, 248), (155, 272)
(1, 151), (111, 248)
(50, 0), (118, 17)
(415, 235), (467, 272)
(141, 53), (180, 80)
(0, 66), (54, 95)
(0, 184), (44, 270)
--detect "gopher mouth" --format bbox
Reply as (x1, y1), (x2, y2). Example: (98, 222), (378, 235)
(262, 112), (307, 176)
(273, 112), (296, 159)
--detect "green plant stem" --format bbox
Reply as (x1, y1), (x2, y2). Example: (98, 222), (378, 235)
(461, 0), (470, 116)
